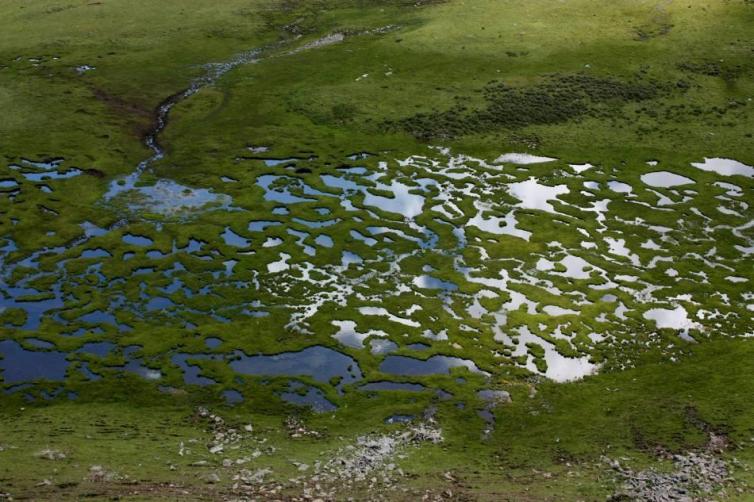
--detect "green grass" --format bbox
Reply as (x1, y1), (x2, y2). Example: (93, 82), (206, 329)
(1, 0), (753, 499)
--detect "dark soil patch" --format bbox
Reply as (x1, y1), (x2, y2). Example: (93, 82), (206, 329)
(89, 86), (153, 138)
(82, 168), (105, 178)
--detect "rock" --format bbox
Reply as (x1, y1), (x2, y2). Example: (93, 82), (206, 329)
(88, 464), (119, 482)
(244, 424), (253, 433)
(236, 468), (272, 484)
(608, 450), (729, 501)
(35, 449), (66, 460)
(203, 472), (221, 484)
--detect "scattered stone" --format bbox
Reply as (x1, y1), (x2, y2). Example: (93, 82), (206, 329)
(88, 464), (120, 482)
(606, 450), (730, 501)
(235, 468), (272, 485)
(317, 422), (442, 484)
(35, 449), (66, 460)
(285, 416), (324, 439)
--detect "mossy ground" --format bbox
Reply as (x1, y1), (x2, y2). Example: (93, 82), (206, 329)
(1, 0), (753, 499)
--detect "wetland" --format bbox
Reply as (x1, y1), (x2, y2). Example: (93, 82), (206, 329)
(0, 0), (753, 500)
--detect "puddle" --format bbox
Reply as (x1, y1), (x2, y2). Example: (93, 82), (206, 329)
(495, 153), (556, 165)
(691, 158), (754, 178)
(570, 163), (593, 174)
(505, 326), (598, 382)
(223, 389), (244, 404)
(413, 275), (458, 291)
(252, 157), (303, 167)
(607, 181), (633, 194)
(322, 173), (425, 218)
(379, 355), (488, 376)
(267, 253), (291, 273)
(468, 204), (532, 241)
(605, 238), (641, 266)
(363, 181), (424, 219)
(543, 305), (578, 316)
(172, 354), (218, 386)
(347, 152), (373, 160)
(146, 297), (174, 312)
(122, 361), (163, 380)
(293, 217), (340, 229)
(0, 340), (68, 384)
(249, 220), (283, 232)
(257, 175), (321, 204)
(26, 338), (55, 349)
(204, 337), (223, 349)
(122, 233), (153, 247)
(222, 227), (250, 248)
(359, 381), (427, 392)
(108, 179), (233, 216)
(81, 248), (112, 259)
(230, 346), (362, 388)
(341, 251), (363, 267)
(508, 178), (569, 214)
(583, 181), (600, 190)
(332, 320), (387, 349)
(314, 234), (334, 248)
(11, 159), (81, 182)
(359, 307), (420, 328)
(644, 306), (700, 334)
(263, 237), (283, 248)
(281, 382), (336, 412)
(557, 255), (595, 279)
(640, 171), (695, 188)
(370, 339), (398, 355)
